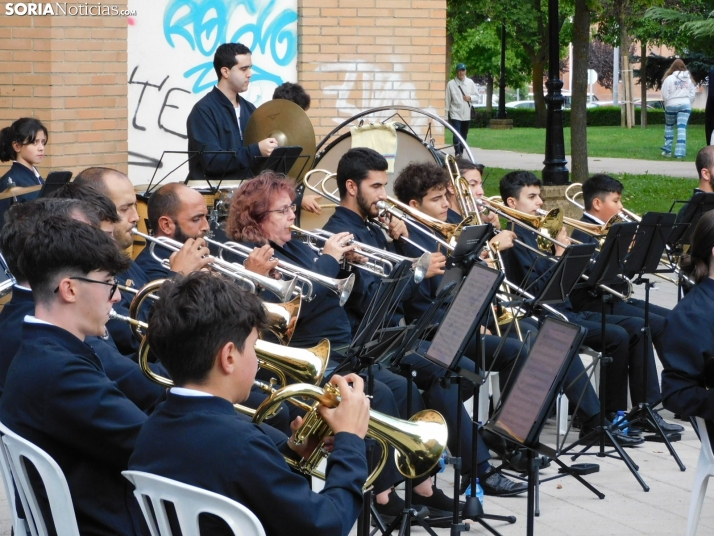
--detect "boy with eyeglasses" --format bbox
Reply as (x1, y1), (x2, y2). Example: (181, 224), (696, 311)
(0, 216), (150, 535)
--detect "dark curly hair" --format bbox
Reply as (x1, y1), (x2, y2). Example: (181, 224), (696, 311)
(393, 162), (449, 204)
(226, 171), (296, 244)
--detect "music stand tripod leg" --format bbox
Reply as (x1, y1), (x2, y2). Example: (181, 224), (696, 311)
(621, 277), (686, 472)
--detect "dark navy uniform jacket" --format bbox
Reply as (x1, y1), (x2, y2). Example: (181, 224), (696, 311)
(0, 286), (165, 410)
(108, 260), (151, 356)
(662, 277), (714, 443)
(186, 86), (260, 181)
(129, 391), (366, 536)
(323, 206), (416, 330)
(258, 238), (353, 353)
(133, 243), (172, 281)
(0, 162), (43, 226)
(0, 321), (148, 535)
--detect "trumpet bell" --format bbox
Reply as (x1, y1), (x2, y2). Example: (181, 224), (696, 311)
(412, 252), (431, 284)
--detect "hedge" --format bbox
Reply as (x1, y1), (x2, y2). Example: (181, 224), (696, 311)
(471, 107), (706, 128)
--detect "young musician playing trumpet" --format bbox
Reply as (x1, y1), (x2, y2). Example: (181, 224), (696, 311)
(129, 272), (370, 536)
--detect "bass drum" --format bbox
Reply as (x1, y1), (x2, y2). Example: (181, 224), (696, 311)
(303, 125), (443, 230)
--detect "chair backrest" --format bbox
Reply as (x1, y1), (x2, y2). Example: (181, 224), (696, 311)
(122, 470), (266, 536)
(0, 421), (29, 536)
(0, 423), (80, 536)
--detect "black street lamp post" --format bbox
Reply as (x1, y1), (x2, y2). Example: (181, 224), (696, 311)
(541, 0), (569, 185)
(497, 23), (507, 120)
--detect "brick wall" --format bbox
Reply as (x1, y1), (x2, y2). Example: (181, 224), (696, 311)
(298, 0), (446, 145)
(0, 2), (129, 178)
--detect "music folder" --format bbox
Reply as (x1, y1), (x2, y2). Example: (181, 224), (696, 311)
(485, 317), (586, 447)
(424, 262), (503, 370)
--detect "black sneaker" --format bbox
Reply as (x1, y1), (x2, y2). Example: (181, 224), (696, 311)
(373, 490), (428, 525)
(481, 469), (528, 497)
(412, 485), (457, 518)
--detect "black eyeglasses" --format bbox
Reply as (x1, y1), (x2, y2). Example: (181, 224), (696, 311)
(54, 276), (119, 299)
(265, 204), (297, 216)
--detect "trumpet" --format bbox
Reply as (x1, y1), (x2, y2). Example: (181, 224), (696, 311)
(131, 229), (297, 302)
(253, 382), (448, 490)
(291, 225), (431, 284)
(203, 236), (355, 307)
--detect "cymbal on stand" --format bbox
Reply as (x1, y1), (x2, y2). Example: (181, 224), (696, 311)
(0, 185), (42, 201)
(244, 100), (316, 181)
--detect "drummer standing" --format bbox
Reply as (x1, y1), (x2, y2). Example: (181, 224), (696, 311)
(445, 63), (477, 158)
(186, 43), (279, 182)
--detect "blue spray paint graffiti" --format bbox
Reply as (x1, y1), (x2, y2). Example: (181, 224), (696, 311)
(163, 0), (297, 94)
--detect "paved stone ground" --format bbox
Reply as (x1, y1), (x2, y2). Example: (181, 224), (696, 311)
(467, 148), (698, 179)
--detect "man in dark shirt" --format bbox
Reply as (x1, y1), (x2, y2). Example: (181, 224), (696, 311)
(0, 216), (149, 535)
(186, 42), (278, 181)
(129, 271), (370, 536)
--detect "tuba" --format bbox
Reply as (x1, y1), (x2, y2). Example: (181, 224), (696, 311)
(253, 382), (448, 489)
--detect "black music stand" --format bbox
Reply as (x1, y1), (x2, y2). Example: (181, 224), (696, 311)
(561, 222), (651, 491)
(667, 192), (714, 299)
(485, 318), (594, 536)
(249, 146), (306, 176)
(404, 262), (517, 536)
(620, 213), (686, 470)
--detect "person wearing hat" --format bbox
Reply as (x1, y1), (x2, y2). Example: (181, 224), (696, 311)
(446, 63), (478, 158)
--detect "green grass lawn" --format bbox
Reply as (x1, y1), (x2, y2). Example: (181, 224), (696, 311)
(447, 125), (707, 162)
(481, 167), (698, 216)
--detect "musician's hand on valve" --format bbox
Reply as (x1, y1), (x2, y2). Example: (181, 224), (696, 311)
(169, 237), (212, 276)
(258, 137), (279, 157)
(322, 232), (356, 262)
(426, 252), (447, 278)
(344, 250), (368, 265)
(286, 415), (334, 459)
(554, 226), (571, 257)
(301, 195), (322, 215)
(319, 374), (370, 439)
(245, 244), (280, 277)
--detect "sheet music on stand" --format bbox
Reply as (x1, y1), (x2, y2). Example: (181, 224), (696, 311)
(531, 244), (597, 305)
(486, 318), (586, 447)
(424, 262), (503, 370)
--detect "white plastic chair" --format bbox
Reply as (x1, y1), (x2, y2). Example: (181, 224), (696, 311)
(0, 422), (29, 536)
(0, 423), (79, 536)
(123, 470), (266, 536)
(686, 417), (714, 536)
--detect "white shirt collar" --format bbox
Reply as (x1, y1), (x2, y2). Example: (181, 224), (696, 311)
(24, 315), (53, 326)
(15, 284), (31, 292)
(170, 387), (213, 398)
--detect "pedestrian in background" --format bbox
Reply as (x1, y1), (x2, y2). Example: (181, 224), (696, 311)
(661, 59), (696, 159)
(446, 63), (478, 158)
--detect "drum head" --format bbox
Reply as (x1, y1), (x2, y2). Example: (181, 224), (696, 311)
(304, 127), (442, 229)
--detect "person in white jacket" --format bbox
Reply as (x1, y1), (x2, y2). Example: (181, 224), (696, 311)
(661, 59), (696, 158)
(446, 63), (478, 158)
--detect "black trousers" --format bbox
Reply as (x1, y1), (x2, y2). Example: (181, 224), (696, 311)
(449, 117), (471, 156)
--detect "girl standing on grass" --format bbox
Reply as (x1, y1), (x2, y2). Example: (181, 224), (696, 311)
(661, 59), (696, 159)
(0, 117), (47, 225)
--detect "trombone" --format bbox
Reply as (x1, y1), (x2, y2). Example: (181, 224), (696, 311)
(202, 236), (355, 307)
(131, 228), (297, 302)
(565, 183), (641, 224)
(291, 225), (432, 284)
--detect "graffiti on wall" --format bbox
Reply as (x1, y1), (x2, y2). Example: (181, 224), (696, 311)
(316, 61), (443, 137)
(127, 0), (297, 184)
